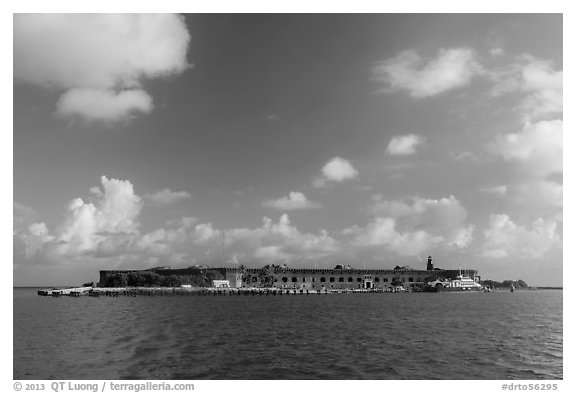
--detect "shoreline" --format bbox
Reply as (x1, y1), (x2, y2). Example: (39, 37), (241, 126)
(32, 285), (562, 297)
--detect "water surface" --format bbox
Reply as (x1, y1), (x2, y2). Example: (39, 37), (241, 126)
(13, 288), (562, 379)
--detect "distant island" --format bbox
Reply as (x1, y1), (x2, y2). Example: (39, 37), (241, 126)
(481, 279), (528, 289)
(481, 279), (562, 290)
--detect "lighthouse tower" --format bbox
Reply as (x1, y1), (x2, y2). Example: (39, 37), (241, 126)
(426, 255), (434, 271)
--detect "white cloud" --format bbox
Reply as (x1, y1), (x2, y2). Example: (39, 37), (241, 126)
(447, 225), (475, 248)
(19, 176), (143, 259)
(320, 157), (358, 183)
(369, 195), (467, 224)
(13, 202), (37, 229)
(482, 214), (560, 259)
(489, 55), (562, 121)
(365, 194), (474, 251)
(144, 188), (192, 206)
(522, 68), (563, 121)
(510, 180), (562, 209)
(254, 246), (290, 261)
(15, 179), (340, 268)
(21, 222), (54, 258)
(134, 228), (169, 255)
(56, 89), (153, 122)
(193, 223), (221, 244)
(490, 48), (505, 57)
(386, 134), (425, 155)
(227, 214), (339, 263)
(372, 48), (482, 97)
(350, 217), (443, 256)
(56, 176), (142, 255)
(263, 191), (321, 210)
(166, 216), (198, 228)
(479, 180), (562, 222)
(480, 185), (508, 195)
(489, 120), (562, 177)
(14, 14), (190, 123)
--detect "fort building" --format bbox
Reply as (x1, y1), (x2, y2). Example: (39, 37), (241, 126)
(99, 256), (480, 290)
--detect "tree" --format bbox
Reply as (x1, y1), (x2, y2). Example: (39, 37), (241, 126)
(259, 264), (276, 287)
(391, 276), (403, 287)
(515, 280), (528, 288)
(106, 273), (127, 287)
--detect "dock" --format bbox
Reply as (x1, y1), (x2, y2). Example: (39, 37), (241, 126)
(37, 287), (391, 297)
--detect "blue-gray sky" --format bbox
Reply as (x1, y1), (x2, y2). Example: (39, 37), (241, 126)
(13, 14), (562, 286)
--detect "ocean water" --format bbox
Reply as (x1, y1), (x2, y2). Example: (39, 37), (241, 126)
(13, 288), (562, 380)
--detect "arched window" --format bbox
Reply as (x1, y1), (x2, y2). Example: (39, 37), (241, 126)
(302, 277), (306, 282)
(339, 277), (344, 282)
(320, 277), (326, 282)
(252, 276), (258, 282)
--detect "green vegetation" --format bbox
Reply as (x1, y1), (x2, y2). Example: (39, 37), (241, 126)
(103, 269), (223, 288)
(482, 279), (528, 288)
(237, 264), (277, 288)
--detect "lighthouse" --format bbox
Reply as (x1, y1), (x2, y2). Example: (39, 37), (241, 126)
(426, 255), (434, 271)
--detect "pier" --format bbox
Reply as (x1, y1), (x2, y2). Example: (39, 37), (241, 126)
(37, 286), (394, 298)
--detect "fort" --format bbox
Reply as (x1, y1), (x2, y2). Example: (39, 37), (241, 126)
(99, 256), (480, 291)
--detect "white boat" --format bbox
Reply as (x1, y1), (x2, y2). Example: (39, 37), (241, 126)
(428, 272), (483, 292)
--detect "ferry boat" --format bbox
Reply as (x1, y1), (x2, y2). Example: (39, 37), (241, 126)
(427, 272), (483, 292)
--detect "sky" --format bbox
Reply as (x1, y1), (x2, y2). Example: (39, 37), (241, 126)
(12, 14), (563, 286)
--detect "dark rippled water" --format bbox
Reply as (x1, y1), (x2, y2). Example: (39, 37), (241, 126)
(13, 288), (562, 380)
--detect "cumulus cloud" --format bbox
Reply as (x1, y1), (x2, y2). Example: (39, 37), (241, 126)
(489, 55), (562, 121)
(482, 55), (562, 234)
(386, 134), (425, 155)
(367, 194), (474, 250)
(372, 48), (482, 97)
(480, 185), (508, 196)
(56, 89), (153, 122)
(194, 223), (221, 244)
(510, 180), (562, 209)
(14, 202), (37, 229)
(349, 217), (443, 256)
(144, 188), (192, 206)
(447, 226), (475, 249)
(19, 176), (143, 259)
(263, 191), (321, 210)
(226, 214), (339, 263)
(254, 246), (290, 261)
(369, 195), (467, 224)
(490, 48), (505, 57)
(482, 214), (560, 259)
(521, 60), (563, 120)
(14, 14), (190, 123)
(15, 179), (481, 270)
(339, 194), (474, 259)
(166, 216), (198, 228)
(15, 176), (341, 267)
(21, 222), (54, 258)
(314, 157), (358, 187)
(489, 120), (562, 177)
(135, 229), (171, 256)
(56, 176), (142, 255)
